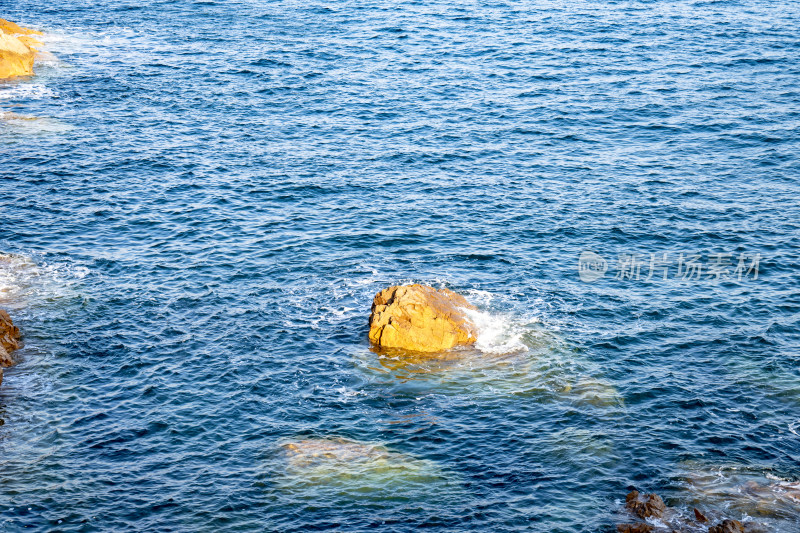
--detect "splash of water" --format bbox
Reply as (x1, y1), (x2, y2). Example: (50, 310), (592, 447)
(0, 252), (88, 310)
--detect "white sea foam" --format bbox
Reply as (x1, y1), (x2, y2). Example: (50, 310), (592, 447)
(464, 307), (530, 355)
(0, 252), (88, 309)
(334, 386), (364, 401)
(460, 288), (541, 354)
(0, 84), (58, 101)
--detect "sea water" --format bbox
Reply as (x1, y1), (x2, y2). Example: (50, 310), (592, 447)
(1, 0), (799, 531)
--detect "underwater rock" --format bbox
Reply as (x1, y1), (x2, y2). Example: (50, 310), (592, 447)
(281, 438), (392, 468)
(368, 284), (477, 353)
(626, 490), (666, 519)
(562, 377), (624, 408)
(617, 524), (653, 533)
(0, 309), (21, 368)
(276, 437), (448, 495)
(709, 520), (744, 533)
(678, 462), (800, 527)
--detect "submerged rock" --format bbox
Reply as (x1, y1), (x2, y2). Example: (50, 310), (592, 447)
(282, 438), (390, 465)
(0, 309), (21, 368)
(677, 462), (800, 527)
(276, 437), (448, 496)
(0, 18), (43, 78)
(617, 524), (653, 533)
(368, 284), (477, 353)
(562, 377), (624, 408)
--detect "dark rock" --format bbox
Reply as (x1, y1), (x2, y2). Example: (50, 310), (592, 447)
(694, 508), (709, 523)
(626, 490), (666, 519)
(709, 520), (744, 533)
(617, 524), (654, 533)
(0, 309), (21, 368)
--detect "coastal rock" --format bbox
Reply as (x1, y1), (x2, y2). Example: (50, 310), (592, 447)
(368, 284), (477, 353)
(0, 18), (42, 36)
(616, 485), (774, 532)
(626, 490), (666, 519)
(0, 309), (21, 368)
(695, 508), (709, 523)
(709, 520), (744, 533)
(0, 31), (34, 78)
(0, 18), (42, 78)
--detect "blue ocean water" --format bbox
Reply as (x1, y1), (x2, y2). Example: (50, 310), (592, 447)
(1, 0), (800, 531)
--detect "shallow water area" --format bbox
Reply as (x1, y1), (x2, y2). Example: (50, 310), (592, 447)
(669, 463), (800, 529)
(1, 0), (800, 531)
(0, 111), (73, 136)
(272, 437), (452, 493)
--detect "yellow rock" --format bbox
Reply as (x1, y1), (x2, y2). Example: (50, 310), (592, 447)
(17, 35), (43, 52)
(0, 18), (44, 78)
(0, 18), (42, 36)
(0, 30), (34, 78)
(368, 284), (477, 353)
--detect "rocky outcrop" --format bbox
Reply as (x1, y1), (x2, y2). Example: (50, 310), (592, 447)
(709, 520), (744, 533)
(0, 309), (21, 386)
(0, 31), (34, 78)
(0, 309), (21, 365)
(0, 18), (42, 79)
(616, 489), (768, 532)
(626, 490), (666, 519)
(368, 284), (477, 353)
(0, 18), (42, 36)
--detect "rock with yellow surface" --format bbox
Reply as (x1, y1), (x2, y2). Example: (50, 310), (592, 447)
(0, 18), (42, 36)
(0, 18), (43, 79)
(368, 284), (477, 353)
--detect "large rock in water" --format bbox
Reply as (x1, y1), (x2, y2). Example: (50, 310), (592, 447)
(0, 18), (42, 79)
(368, 284), (477, 353)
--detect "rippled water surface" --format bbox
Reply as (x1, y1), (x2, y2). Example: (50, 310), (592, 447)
(1, 0), (799, 531)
